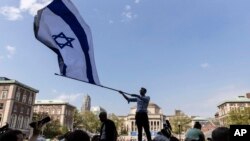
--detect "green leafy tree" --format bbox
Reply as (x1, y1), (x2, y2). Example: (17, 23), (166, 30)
(108, 113), (124, 135)
(226, 107), (250, 125)
(169, 116), (192, 134)
(73, 110), (84, 129)
(82, 111), (100, 133)
(32, 112), (68, 139)
(43, 119), (64, 139)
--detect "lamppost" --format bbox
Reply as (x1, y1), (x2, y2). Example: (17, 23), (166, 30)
(177, 121), (181, 141)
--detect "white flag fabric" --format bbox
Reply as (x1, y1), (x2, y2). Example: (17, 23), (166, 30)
(34, 0), (100, 85)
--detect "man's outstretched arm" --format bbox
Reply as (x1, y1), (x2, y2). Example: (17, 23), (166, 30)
(119, 91), (137, 103)
(119, 91), (129, 101)
(130, 94), (150, 102)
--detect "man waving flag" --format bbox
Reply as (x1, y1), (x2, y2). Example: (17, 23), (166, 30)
(34, 0), (100, 85)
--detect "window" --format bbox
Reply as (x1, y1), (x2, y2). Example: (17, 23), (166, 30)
(22, 117), (28, 129)
(13, 105), (17, 112)
(16, 116), (23, 129)
(16, 92), (20, 101)
(3, 85), (8, 90)
(0, 114), (2, 122)
(22, 94), (27, 103)
(10, 114), (17, 128)
(0, 103), (4, 109)
(28, 96), (33, 105)
(0, 91), (8, 99)
(26, 118), (29, 129)
(22, 117), (29, 129)
(230, 103), (235, 106)
(239, 103), (245, 107)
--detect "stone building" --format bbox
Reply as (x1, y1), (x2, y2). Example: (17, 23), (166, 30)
(33, 100), (76, 130)
(0, 77), (38, 135)
(217, 93), (250, 125)
(119, 102), (166, 139)
(81, 94), (91, 112)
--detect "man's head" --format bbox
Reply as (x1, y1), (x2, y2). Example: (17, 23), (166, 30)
(140, 87), (147, 96)
(65, 130), (90, 141)
(193, 122), (202, 130)
(99, 112), (107, 122)
(212, 127), (229, 141)
(0, 130), (24, 141)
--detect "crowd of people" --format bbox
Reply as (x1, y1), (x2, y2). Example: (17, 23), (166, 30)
(0, 118), (230, 141)
(0, 87), (230, 141)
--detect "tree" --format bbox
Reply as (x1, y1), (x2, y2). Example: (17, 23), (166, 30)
(169, 115), (192, 134)
(82, 111), (100, 133)
(32, 112), (68, 139)
(43, 119), (66, 139)
(108, 113), (124, 135)
(73, 110), (84, 129)
(226, 107), (250, 125)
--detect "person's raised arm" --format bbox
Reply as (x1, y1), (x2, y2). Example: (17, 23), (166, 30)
(119, 91), (137, 103)
(130, 94), (140, 98)
(131, 94), (150, 103)
(119, 91), (129, 100)
(28, 122), (42, 141)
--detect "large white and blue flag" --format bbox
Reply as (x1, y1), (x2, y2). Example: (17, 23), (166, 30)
(34, 0), (100, 85)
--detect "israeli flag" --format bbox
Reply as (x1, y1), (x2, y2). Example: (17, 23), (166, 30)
(34, 0), (100, 85)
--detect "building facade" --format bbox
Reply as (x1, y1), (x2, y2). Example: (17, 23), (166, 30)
(33, 100), (76, 130)
(81, 95), (91, 112)
(217, 93), (250, 125)
(119, 102), (166, 138)
(0, 77), (38, 135)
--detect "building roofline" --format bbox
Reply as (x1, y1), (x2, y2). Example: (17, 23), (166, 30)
(217, 99), (250, 107)
(0, 78), (39, 93)
(34, 100), (76, 108)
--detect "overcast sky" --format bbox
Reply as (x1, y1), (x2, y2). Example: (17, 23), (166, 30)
(1, 0), (250, 117)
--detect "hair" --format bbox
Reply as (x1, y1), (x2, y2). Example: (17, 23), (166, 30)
(212, 127), (229, 141)
(65, 130), (90, 141)
(141, 87), (147, 93)
(193, 122), (202, 129)
(99, 111), (107, 117)
(0, 130), (23, 141)
(165, 120), (172, 131)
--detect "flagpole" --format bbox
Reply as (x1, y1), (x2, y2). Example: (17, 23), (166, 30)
(54, 73), (132, 96)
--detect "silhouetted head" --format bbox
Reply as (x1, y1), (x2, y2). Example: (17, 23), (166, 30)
(193, 122), (202, 129)
(140, 87), (147, 96)
(65, 130), (90, 141)
(0, 130), (24, 141)
(212, 127), (229, 141)
(91, 135), (100, 141)
(99, 112), (107, 122)
(165, 120), (172, 131)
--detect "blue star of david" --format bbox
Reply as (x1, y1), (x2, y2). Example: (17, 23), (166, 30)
(52, 32), (75, 49)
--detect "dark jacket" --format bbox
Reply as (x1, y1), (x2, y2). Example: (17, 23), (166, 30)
(100, 119), (117, 141)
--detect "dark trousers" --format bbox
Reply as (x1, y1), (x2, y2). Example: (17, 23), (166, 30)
(135, 112), (151, 141)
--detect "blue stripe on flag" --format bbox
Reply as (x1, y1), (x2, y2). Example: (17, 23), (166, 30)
(48, 0), (96, 84)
